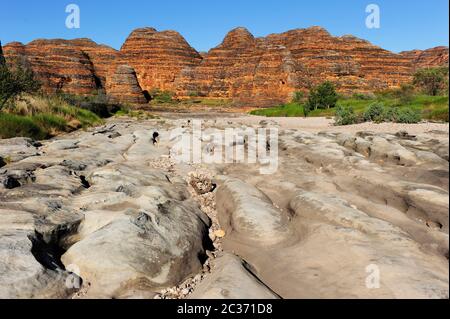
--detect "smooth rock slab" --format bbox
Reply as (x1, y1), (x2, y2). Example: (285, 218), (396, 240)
(216, 176), (294, 246)
(62, 200), (210, 298)
(288, 190), (449, 298)
(189, 253), (279, 299)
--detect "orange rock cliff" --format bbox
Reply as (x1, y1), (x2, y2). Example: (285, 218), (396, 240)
(2, 27), (448, 106)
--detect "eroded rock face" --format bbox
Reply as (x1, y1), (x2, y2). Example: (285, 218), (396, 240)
(120, 27), (203, 93)
(400, 46), (449, 71)
(3, 40), (101, 95)
(3, 27), (448, 106)
(62, 200), (210, 298)
(175, 27), (416, 104)
(0, 229), (77, 299)
(0, 120), (212, 299)
(216, 176), (294, 246)
(106, 64), (148, 105)
(2, 39), (146, 105)
(68, 38), (120, 90)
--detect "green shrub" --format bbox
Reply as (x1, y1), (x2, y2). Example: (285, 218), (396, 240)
(382, 107), (399, 122)
(426, 108), (449, 122)
(56, 92), (122, 118)
(32, 113), (68, 132)
(307, 81), (338, 110)
(395, 108), (422, 124)
(149, 88), (174, 103)
(0, 63), (41, 110)
(303, 103), (311, 117)
(394, 84), (415, 104)
(335, 105), (358, 126)
(187, 91), (199, 98)
(0, 113), (46, 139)
(413, 67), (449, 96)
(292, 91), (304, 103)
(79, 102), (121, 118)
(353, 93), (375, 100)
(364, 102), (385, 122)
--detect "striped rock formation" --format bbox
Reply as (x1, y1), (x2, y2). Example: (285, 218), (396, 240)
(106, 64), (148, 105)
(2, 27), (449, 106)
(67, 39), (120, 90)
(400, 46), (449, 71)
(120, 28), (203, 93)
(3, 40), (99, 95)
(175, 27), (418, 104)
(2, 39), (146, 104)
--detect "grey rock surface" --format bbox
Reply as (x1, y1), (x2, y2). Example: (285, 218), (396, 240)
(0, 116), (448, 299)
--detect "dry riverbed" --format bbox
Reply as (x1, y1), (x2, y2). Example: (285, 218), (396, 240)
(0, 115), (448, 299)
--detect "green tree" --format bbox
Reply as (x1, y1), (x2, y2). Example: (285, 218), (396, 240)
(413, 67), (448, 96)
(0, 65), (17, 109)
(307, 81), (338, 110)
(0, 64), (41, 110)
(0, 41), (5, 66)
(302, 103), (311, 118)
(291, 91), (304, 104)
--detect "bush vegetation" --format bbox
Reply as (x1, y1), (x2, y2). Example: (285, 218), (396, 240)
(251, 71), (448, 124)
(0, 94), (102, 139)
(0, 63), (41, 109)
(149, 88), (175, 104)
(306, 81), (338, 110)
(335, 105), (358, 126)
(413, 67), (448, 96)
(57, 91), (123, 118)
(0, 63), (111, 139)
(291, 91), (305, 104)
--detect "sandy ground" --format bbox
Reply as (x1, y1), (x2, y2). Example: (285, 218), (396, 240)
(156, 111), (449, 135)
(231, 115), (450, 135)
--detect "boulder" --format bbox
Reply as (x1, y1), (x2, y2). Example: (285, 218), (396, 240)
(62, 201), (210, 298)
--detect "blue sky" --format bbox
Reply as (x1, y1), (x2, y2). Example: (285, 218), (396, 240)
(1, 0), (448, 53)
